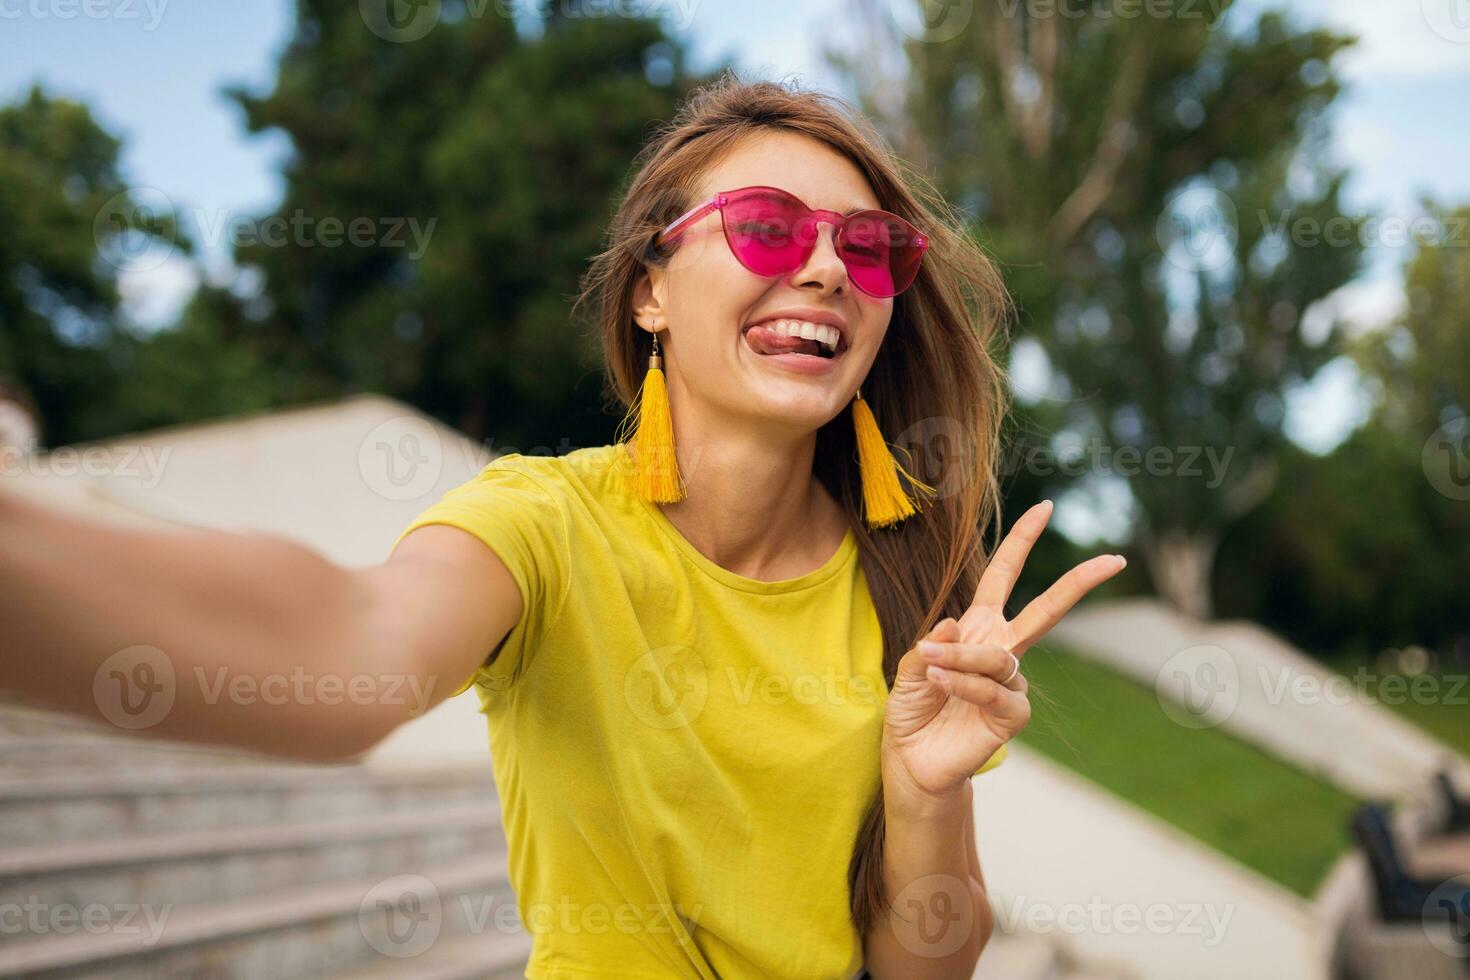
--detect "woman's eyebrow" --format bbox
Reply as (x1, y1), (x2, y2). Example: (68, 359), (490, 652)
(745, 190), (875, 215)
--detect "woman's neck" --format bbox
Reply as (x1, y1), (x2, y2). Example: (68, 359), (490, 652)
(654, 419), (850, 582)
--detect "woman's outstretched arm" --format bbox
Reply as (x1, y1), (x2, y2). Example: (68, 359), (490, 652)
(0, 488), (522, 763)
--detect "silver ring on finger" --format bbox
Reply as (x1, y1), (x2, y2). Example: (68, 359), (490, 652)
(1000, 651), (1021, 686)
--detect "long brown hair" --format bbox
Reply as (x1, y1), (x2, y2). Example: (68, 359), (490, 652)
(571, 69), (1014, 938)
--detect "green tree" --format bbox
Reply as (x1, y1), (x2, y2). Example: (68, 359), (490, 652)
(225, 0), (704, 448)
(110, 283), (281, 434)
(1215, 421), (1470, 665)
(839, 3), (1367, 617)
(1225, 198), (1470, 665)
(0, 86), (183, 445)
(1356, 200), (1470, 437)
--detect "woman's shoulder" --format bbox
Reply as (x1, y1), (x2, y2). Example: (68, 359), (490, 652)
(470, 444), (631, 515)
(479, 443), (623, 490)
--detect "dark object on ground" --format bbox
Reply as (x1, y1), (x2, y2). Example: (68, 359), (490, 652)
(1439, 770), (1470, 834)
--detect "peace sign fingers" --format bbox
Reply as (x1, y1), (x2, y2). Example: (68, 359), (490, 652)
(1007, 553), (1128, 657)
(971, 500), (1055, 611)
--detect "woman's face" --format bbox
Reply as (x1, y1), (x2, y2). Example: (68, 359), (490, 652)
(632, 130), (894, 439)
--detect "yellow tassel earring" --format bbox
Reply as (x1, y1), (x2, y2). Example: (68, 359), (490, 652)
(851, 387), (937, 528)
(621, 330), (686, 503)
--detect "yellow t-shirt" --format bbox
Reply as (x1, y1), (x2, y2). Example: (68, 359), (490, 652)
(393, 444), (1006, 979)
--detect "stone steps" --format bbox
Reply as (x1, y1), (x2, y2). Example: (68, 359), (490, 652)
(1, 764), (498, 847)
(0, 853), (522, 979)
(0, 701), (531, 978)
(0, 800), (502, 910)
(0, 734), (282, 776)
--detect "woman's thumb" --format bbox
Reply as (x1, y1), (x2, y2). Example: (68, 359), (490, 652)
(897, 617), (962, 687)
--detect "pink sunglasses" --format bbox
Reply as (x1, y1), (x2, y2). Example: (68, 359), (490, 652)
(653, 185), (929, 298)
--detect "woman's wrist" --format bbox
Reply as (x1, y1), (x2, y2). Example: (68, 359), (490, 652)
(880, 754), (969, 822)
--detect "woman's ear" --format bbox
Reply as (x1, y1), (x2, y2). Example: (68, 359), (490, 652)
(630, 266), (665, 334)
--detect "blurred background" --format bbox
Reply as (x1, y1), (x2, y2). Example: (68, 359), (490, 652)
(1, 0), (1468, 977)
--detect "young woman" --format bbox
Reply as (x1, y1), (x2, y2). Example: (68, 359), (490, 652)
(0, 74), (1124, 978)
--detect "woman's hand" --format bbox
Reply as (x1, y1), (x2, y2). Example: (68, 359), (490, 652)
(881, 500), (1126, 806)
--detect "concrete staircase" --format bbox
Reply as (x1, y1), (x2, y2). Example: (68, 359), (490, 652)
(0, 700), (532, 979)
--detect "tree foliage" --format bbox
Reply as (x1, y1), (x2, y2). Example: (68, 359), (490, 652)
(224, 0), (704, 448)
(0, 86), (184, 444)
(863, 4), (1367, 616)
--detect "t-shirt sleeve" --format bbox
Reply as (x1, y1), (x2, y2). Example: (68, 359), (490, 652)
(973, 741), (1008, 776)
(391, 459), (570, 699)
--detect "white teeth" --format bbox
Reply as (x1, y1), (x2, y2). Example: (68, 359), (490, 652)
(756, 319), (841, 353)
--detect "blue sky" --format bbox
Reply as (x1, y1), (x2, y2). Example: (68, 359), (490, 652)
(2, 0), (1467, 511)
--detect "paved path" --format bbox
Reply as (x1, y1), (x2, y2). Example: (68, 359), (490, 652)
(974, 743), (1329, 980)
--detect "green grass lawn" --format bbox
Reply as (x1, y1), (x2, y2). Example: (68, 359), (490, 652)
(1343, 662), (1470, 760)
(1015, 643), (1362, 898)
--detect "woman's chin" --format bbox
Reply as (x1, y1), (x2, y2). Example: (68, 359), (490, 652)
(730, 341), (853, 424)
(737, 386), (849, 433)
